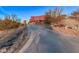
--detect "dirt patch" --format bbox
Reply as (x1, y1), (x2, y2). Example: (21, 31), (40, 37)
(53, 27), (79, 36)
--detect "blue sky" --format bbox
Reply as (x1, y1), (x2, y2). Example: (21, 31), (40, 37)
(0, 6), (79, 20)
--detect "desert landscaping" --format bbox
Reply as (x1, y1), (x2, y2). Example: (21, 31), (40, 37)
(52, 18), (79, 36)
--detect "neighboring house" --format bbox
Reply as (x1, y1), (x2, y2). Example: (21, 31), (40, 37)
(61, 18), (79, 29)
(29, 15), (45, 24)
(26, 20), (29, 24)
(21, 20), (26, 25)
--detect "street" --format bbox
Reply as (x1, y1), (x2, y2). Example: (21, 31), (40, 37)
(0, 25), (79, 53)
(19, 24), (79, 53)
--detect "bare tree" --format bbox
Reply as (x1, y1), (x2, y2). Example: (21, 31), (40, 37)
(4, 15), (11, 20)
(44, 7), (65, 26)
(51, 7), (63, 24)
(44, 12), (52, 24)
(71, 10), (79, 20)
(11, 14), (17, 21)
(72, 10), (79, 16)
(52, 7), (63, 17)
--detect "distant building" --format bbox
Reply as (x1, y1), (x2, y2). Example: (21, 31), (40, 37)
(29, 15), (45, 24)
(26, 20), (29, 24)
(21, 20), (26, 25)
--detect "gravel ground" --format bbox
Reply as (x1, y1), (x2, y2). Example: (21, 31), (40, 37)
(53, 27), (79, 36)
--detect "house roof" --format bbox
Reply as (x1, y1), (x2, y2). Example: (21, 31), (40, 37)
(29, 15), (45, 23)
